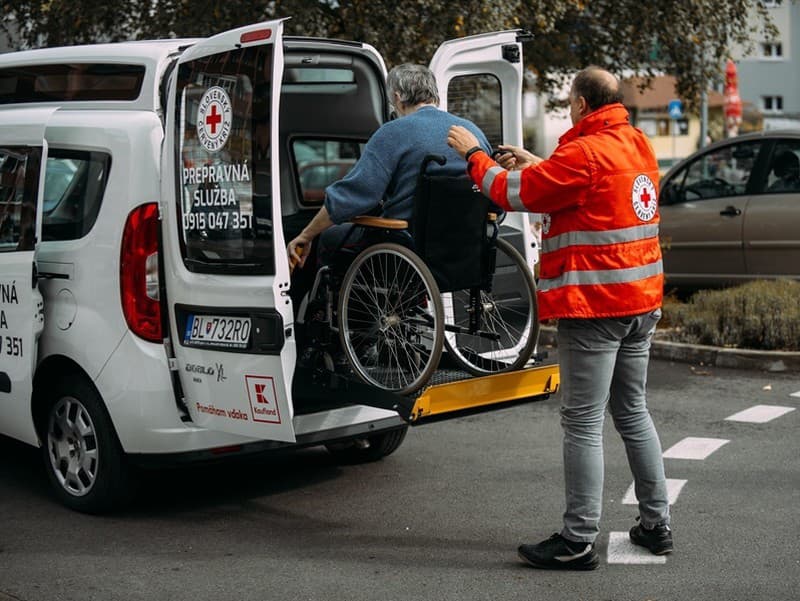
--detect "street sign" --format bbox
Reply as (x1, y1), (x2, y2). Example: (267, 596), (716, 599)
(668, 99), (684, 120)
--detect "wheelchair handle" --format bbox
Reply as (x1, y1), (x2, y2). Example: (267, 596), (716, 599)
(420, 154), (447, 176)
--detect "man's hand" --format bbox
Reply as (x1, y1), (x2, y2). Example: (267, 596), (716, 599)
(447, 125), (481, 158)
(495, 144), (544, 170)
(287, 234), (312, 271)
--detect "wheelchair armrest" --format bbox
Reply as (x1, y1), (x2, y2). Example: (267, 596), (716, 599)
(351, 215), (408, 230)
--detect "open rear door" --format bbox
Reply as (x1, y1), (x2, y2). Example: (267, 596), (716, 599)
(161, 21), (297, 441)
(0, 108), (53, 445)
(429, 30), (539, 268)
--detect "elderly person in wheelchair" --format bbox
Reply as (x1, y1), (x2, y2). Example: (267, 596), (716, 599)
(287, 63), (490, 268)
(287, 64), (538, 396)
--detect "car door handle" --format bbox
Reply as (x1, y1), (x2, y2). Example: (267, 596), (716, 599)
(720, 206), (742, 217)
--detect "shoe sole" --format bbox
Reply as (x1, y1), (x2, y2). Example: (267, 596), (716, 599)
(517, 549), (600, 571)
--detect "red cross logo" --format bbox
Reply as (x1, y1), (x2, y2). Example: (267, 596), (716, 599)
(205, 103), (222, 134)
(196, 86), (232, 152)
(631, 174), (657, 221)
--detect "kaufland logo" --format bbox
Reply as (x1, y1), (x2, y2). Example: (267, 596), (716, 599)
(245, 375), (281, 424)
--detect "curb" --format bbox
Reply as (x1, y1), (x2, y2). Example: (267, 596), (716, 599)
(538, 326), (800, 373)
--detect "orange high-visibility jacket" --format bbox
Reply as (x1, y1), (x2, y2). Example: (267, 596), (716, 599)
(467, 103), (663, 320)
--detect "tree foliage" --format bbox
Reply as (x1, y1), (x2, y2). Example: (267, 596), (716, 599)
(0, 0), (776, 111)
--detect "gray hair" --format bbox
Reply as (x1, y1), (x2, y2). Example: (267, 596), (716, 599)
(387, 64), (439, 107)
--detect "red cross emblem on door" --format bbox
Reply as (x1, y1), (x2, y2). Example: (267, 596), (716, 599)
(196, 86), (232, 152)
(205, 104), (222, 134)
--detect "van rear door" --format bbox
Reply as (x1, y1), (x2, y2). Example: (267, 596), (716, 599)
(161, 21), (297, 441)
(429, 30), (538, 267)
(0, 107), (53, 445)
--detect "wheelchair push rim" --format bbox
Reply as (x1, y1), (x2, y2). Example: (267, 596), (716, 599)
(338, 242), (444, 396)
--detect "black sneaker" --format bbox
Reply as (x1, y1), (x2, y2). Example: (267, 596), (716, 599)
(629, 519), (673, 555)
(517, 533), (599, 570)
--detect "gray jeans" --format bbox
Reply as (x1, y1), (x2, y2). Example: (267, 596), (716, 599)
(556, 310), (670, 543)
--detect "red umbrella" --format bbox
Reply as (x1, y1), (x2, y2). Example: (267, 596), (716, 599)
(724, 58), (742, 137)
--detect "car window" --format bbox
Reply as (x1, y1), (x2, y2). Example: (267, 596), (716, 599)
(41, 150), (110, 241)
(447, 74), (503, 148)
(0, 146), (42, 252)
(663, 141), (761, 204)
(175, 45), (274, 275)
(291, 139), (361, 207)
(765, 141), (800, 194)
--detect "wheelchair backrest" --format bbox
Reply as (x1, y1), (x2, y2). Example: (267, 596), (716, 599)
(412, 158), (494, 293)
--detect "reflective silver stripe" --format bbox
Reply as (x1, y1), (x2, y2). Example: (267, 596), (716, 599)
(506, 170), (525, 211)
(481, 166), (504, 197)
(538, 260), (663, 292)
(542, 224), (660, 253)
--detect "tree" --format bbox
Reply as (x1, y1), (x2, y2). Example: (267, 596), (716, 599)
(0, 0), (775, 111)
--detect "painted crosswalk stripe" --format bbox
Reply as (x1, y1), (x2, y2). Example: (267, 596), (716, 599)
(622, 478), (687, 505)
(662, 437), (729, 460)
(725, 405), (795, 423)
(791, 391), (800, 398)
(606, 532), (667, 564)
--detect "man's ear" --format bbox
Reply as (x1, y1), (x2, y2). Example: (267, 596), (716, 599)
(578, 96), (590, 117)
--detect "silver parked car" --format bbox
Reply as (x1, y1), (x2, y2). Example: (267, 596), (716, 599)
(659, 130), (800, 287)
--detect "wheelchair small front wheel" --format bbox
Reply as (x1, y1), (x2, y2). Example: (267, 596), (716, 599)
(338, 242), (444, 396)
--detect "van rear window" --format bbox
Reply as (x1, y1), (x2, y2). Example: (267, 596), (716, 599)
(0, 63), (145, 103)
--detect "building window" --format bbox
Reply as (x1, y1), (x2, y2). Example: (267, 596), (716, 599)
(760, 42), (783, 58)
(638, 118), (657, 137)
(762, 95), (784, 113)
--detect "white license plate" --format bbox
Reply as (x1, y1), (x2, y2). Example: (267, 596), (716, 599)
(184, 314), (251, 349)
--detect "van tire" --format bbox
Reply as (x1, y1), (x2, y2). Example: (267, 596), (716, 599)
(324, 426), (408, 464)
(40, 373), (134, 514)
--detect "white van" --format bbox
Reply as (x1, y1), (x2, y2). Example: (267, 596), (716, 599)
(0, 21), (559, 513)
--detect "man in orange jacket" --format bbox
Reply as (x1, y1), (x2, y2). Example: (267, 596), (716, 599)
(448, 66), (672, 570)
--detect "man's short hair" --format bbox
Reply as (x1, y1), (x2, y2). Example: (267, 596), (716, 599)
(572, 66), (623, 111)
(387, 64), (439, 107)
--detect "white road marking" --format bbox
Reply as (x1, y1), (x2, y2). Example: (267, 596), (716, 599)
(725, 405), (795, 423)
(662, 437), (729, 460)
(790, 390), (800, 398)
(622, 478), (687, 505)
(606, 532), (667, 564)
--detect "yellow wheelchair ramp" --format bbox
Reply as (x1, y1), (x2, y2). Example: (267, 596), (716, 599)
(409, 363), (560, 424)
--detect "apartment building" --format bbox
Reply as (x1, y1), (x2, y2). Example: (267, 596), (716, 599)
(734, 0), (800, 129)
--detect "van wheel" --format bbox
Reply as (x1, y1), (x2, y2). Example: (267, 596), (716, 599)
(41, 373), (133, 514)
(324, 426), (408, 464)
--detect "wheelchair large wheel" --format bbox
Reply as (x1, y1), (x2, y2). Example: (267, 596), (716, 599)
(338, 242), (444, 396)
(442, 238), (538, 376)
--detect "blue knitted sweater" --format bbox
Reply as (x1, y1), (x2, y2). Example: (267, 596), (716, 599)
(323, 106), (491, 224)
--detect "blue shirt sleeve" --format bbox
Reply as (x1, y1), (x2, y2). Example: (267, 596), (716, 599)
(323, 127), (397, 224)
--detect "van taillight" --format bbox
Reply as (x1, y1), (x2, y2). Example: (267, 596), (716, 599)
(120, 203), (162, 343)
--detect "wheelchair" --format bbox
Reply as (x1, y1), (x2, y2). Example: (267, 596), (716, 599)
(295, 155), (539, 396)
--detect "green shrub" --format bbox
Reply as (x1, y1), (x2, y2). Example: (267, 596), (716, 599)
(660, 280), (800, 351)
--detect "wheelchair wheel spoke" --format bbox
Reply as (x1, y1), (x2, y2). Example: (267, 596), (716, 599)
(442, 239), (538, 376)
(338, 243), (444, 396)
